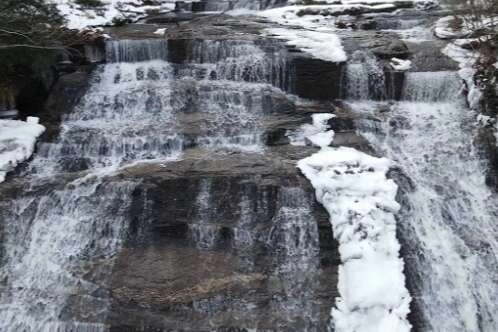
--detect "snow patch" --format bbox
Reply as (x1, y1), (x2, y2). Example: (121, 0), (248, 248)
(477, 114), (494, 126)
(289, 113), (336, 147)
(153, 28), (166, 35)
(390, 57), (412, 71)
(0, 118), (45, 183)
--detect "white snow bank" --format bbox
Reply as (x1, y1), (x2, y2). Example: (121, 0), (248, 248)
(390, 57), (412, 71)
(266, 28), (347, 62)
(0, 118), (45, 183)
(293, 112), (411, 331)
(52, 0), (175, 29)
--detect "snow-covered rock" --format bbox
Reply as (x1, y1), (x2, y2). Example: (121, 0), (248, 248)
(266, 28), (347, 62)
(414, 0), (439, 11)
(293, 113), (412, 332)
(442, 42), (481, 110)
(52, 0), (175, 29)
(434, 16), (470, 39)
(390, 57), (412, 71)
(256, 4), (348, 62)
(0, 118), (45, 183)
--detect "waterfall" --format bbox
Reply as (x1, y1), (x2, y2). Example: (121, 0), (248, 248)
(342, 51), (386, 100)
(350, 70), (498, 331)
(105, 39), (168, 63)
(268, 187), (323, 330)
(0, 178), (136, 332)
(189, 40), (290, 91)
(0, 37), (293, 330)
(402, 71), (463, 102)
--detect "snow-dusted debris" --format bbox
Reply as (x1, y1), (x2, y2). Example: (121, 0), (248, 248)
(293, 114), (411, 332)
(0, 117), (45, 183)
(390, 57), (412, 71)
(52, 0), (175, 29)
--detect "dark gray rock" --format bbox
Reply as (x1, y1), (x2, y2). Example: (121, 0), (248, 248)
(106, 149), (339, 331)
(41, 67), (95, 141)
(291, 57), (344, 100)
(372, 40), (410, 59)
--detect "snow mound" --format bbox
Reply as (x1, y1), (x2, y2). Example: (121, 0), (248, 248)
(0, 118), (45, 183)
(293, 113), (411, 331)
(434, 16), (470, 39)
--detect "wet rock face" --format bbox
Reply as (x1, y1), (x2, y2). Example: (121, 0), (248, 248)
(108, 157), (338, 331)
(371, 40), (409, 59)
(476, 67), (498, 192)
(40, 67), (95, 141)
(292, 57), (344, 100)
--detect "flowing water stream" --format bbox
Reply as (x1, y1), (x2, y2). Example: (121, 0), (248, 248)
(345, 63), (498, 331)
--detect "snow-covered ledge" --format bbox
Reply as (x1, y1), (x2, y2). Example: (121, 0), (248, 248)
(0, 117), (45, 183)
(293, 114), (411, 332)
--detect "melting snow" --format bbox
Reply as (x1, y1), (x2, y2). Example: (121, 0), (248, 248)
(0, 117), (45, 183)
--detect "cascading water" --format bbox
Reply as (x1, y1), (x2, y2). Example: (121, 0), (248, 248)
(348, 70), (498, 331)
(0, 37), (295, 330)
(342, 51), (386, 100)
(0, 35), (323, 330)
(0, 179), (136, 331)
